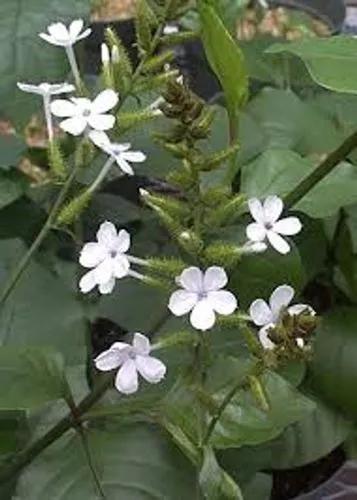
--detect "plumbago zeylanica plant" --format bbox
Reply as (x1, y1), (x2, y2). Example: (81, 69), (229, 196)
(4, 0), (357, 499)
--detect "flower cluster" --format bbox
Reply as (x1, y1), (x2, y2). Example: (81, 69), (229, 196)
(22, 17), (312, 396)
(18, 19), (146, 176)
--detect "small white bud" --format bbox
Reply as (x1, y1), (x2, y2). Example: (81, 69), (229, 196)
(111, 45), (120, 63)
(101, 43), (110, 65)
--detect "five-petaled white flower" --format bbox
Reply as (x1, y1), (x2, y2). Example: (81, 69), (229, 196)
(79, 221), (131, 294)
(17, 82), (75, 96)
(168, 266), (237, 331)
(249, 284), (315, 350)
(246, 195), (302, 254)
(94, 333), (166, 395)
(89, 131), (146, 175)
(39, 19), (91, 47)
(51, 89), (118, 136)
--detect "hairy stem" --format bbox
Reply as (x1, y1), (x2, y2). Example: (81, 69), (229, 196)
(284, 129), (357, 209)
(0, 165), (79, 307)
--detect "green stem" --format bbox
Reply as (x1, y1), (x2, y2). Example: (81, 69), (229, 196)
(0, 165), (79, 308)
(284, 129), (357, 209)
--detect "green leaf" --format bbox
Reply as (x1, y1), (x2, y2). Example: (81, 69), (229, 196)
(0, 135), (26, 170)
(0, 170), (28, 209)
(198, 0), (248, 125)
(242, 148), (357, 218)
(15, 424), (196, 499)
(267, 36), (357, 94)
(242, 473), (272, 500)
(311, 307), (357, 419)
(232, 244), (305, 309)
(245, 88), (340, 154)
(0, 410), (28, 455)
(0, 239), (87, 364)
(0, 0), (91, 123)
(211, 371), (315, 449)
(200, 446), (243, 500)
(0, 347), (66, 410)
(265, 397), (351, 469)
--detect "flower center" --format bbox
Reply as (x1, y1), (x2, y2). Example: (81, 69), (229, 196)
(82, 109), (91, 117)
(265, 222), (273, 230)
(198, 291), (208, 300)
(109, 250), (117, 258)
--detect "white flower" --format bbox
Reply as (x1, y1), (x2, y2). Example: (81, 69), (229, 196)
(50, 89), (118, 136)
(39, 19), (91, 47)
(163, 24), (179, 35)
(246, 195), (302, 254)
(89, 131), (146, 175)
(249, 284), (315, 350)
(17, 82), (75, 96)
(94, 333), (166, 395)
(168, 266), (238, 331)
(79, 221), (131, 294)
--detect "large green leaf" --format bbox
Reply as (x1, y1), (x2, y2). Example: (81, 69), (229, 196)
(245, 89), (340, 155)
(267, 36), (357, 94)
(211, 371), (315, 449)
(265, 397), (351, 469)
(0, 135), (26, 170)
(232, 244), (305, 309)
(198, 0), (248, 125)
(242, 148), (357, 218)
(0, 239), (87, 364)
(0, 347), (67, 410)
(0, 0), (91, 123)
(15, 424), (196, 499)
(311, 308), (357, 419)
(0, 171), (28, 209)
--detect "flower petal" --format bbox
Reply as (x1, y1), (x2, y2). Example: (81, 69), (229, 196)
(79, 269), (97, 293)
(267, 230), (290, 254)
(115, 359), (138, 394)
(115, 229), (131, 253)
(97, 221), (117, 248)
(135, 355), (166, 383)
(69, 19), (84, 39)
(79, 242), (107, 268)
(269, 285), (294, 319)
(177, 266), (203, 292)
(17, 82), (41, 94)
(92, 89), (119, 114)
(50, 99), (77, 117)
(132, 333), (151, 356)
(273, 217), (302, 236)
(249, 299), (273, 326)
(190, 299), (216, 331)
(94, 258), (114, 285)
(259, 326), (276, 350)
(76, 28), (92, 42)
(48, 22), (69, 40)
(122, 151), (146, 163)
(112, 255), (130, 279)
(207, 290), (237, 315)
(98, 277), (116, 295)
(203, 266), (228, 291)
(59, 117), (87, 136)
(89, 130), (111, 150)
(94, 342), (129, 371)
(263, 195), (284, 223)
(116, 156), (134, 176)
(248, 198), (264, 223)
(39, 33), (59, 45)
(88, 113), (115, 131)
(168, 290), (198, 316)
(288, 303), (315, 316)
(246, 222), (266, 242)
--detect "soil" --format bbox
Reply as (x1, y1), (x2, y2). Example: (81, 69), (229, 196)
(271, 447), (346, 499)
